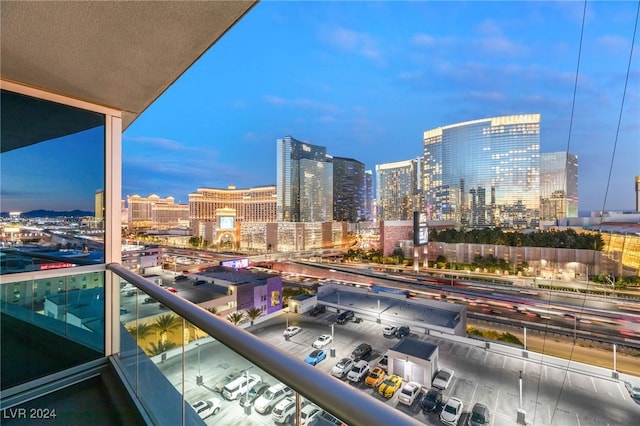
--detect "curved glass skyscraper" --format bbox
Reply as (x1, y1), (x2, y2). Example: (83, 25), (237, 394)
(423, 114), (541, 228)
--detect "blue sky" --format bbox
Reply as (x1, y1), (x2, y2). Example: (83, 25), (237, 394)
(122, 1), (639, 213)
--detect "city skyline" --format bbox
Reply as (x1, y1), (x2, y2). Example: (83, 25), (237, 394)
(2, 2), (638, 214)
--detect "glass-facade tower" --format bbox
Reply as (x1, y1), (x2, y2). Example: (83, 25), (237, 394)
(276, 136), (333, 222)
(332, 156), (366, 223)
(423, 114), (541, 228)
(540, 151), (578, 219)
(375, 158), (422, 221)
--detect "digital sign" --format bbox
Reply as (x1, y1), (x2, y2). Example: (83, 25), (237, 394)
(413, 211), (428, 246)
(219, 216), (235, 230)
(220, 258), (249, 269)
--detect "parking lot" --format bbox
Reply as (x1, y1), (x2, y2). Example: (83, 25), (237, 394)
(155, 306), (640, 426)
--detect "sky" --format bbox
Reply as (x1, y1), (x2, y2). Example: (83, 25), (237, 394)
(9, 1), (637, 214)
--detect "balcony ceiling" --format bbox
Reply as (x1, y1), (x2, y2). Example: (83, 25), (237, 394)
(0, 1), (257, 151)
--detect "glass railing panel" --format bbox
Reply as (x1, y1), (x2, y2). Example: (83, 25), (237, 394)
(0, 270), (104, 390)
(117, 277), (351, 426)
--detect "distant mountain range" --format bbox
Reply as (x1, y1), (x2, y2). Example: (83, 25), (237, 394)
(0, 210), (94, 218)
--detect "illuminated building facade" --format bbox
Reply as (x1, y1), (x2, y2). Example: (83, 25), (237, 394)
(276, 136), (333, 222)
(332, 156), (366, 223)
(423, 114), (541, 228)
(540, 151), (578, 219)
(375, 158), (422, 221)
(189, 185), (276, 242)
(126, 194), (189, 230)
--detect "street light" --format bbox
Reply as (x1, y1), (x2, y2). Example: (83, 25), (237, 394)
(195, 343), (203, 385)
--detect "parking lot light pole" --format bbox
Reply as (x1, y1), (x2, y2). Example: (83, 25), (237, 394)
(330, 323), (336, 358)
(517, 370), (526, 424)
(377, 299), (381, 324)
(195, 343), (203, 385)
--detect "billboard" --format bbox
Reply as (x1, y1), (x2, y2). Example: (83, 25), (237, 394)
(219, 216), (235, 230)
(220, 258), (249, 269)
(413, 211), (428, 246)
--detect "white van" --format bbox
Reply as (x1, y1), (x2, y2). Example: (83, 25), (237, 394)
(222, 373), (261, 400)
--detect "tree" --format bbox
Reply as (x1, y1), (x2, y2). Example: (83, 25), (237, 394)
(227, 311), (246, 325)
(147, 340), (177, 357)
(206, 307), (218, 316)
(245, 307), (262, 326)
(127, 323), (154, 340)
(151, 314), (182, 344)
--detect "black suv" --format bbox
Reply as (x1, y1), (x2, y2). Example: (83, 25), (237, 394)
(395, 326), (410, 338)
(420, 387), (443, 413)
(351, 343), (372, 361)
(336, 310), (354, 324)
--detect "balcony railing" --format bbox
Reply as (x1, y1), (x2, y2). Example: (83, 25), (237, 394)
(108, 263), (422, 426)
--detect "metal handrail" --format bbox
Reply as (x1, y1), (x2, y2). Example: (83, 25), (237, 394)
(107, 263), (422, 426)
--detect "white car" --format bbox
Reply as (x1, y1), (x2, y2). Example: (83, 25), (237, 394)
(440, 397), (463, 426)
(312, 334), (333, 348)
(254, 383), (292, 414)
(331, 357), (354, 378)
(383, 326), (397, 336)
(222, 373), (262, 400)
(300, 404), (321, 426)
(347, 360), (370, 383)
(191, 398), (221, 419)
(283, 326), (302, 338)
(272, 396), (296, 424)
(397, 381), (422, 406)
(432, 367), (454, 390)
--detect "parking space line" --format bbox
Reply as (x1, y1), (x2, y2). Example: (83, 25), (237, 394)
(493, 388), (500, 414)
(576, 412), (581, 426)
(544, 365), (547, 381)
(449, 343), (456, 354)
(483, 351), (488, 363)
(470, 382), (478, 403)
(548, 405), (551, 424)
(590, 377), (597, 393)
(617, 382), (627, 400)
(465, 346), (471, 359)
(567, 371), (572, 386)
(502, 357), (507, 369)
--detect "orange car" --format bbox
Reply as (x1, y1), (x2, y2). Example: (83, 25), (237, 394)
(365, 366), (386, 388)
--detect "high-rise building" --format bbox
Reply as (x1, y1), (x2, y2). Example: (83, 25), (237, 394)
(332, 156), (366, 223)
(364, 170), (374, 221)
(127, 194), (189, 230)
(189, 185), (277, 243)
(423, 114), (541, 228)
(540, 151), (578, 219)
(375, 158), (422, 221)
(276, 136), (333, 222)
(636, 176), (640, 212)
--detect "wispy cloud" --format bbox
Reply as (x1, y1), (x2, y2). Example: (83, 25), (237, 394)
(322, 27), (383, 62)
(263, 95), (340, 113)
(595, 35), (630, 52)
(411, 34), (436, 48)
(124, 136), (186, 151)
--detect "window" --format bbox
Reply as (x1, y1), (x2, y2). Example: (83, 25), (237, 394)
(270, 290), (280, 306)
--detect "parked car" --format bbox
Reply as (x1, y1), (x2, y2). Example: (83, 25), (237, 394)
(300, 403), (321, 426)
(420, 387), (444, 413)
(143, 297), (156, 304)
(331, 357), (354, 378)
(191, 398), (221, 419)
(213, 370), (242, 393)
(432, 367), (454, 390)
(378, 374), (403, 398)
(283, 326), (302, 338)
(397, 381), (422, 406)
(440, 397), (463, 426)
(175, 274), (188, 281)
(254, 383), (292, 414)
(365, 366), (386, 388)
(312, 334), (332, 348)
(272, 396), (296, 424)
(336, 310), (354, 324)
(383, 326), (397, 337)
(395, 326), (410, 338)
(305, 349), (327, 366)
(223, 373), (262, 400)
(347, 360), (371, 383)
(193, 279), (206, 286)
(309, 305), (326, 316)
(165, 286), (177, 293)
(351, 343), (372, 361)
(624, 380), (640, 403)
(378, 354), (388, 371)
(238, 382), (269, 407)
(468, 402), (491, 426)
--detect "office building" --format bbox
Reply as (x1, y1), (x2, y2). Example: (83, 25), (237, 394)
(636, 176), (640, 212)
(276, 136), (333, 222)
(332, 156), (366, 223)
(364, 170), (374, 221)
(540, 151), (579, 219)
(375, 158), (422, 221)
(423, 114), (541, 228)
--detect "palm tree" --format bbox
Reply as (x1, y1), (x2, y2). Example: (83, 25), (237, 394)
(151, 314), (182, 344)
(226, 311), (245, 326)
(147, 340), (178, 357)
(206, 307), (218, 316)
(126, 323), (154, 340)
(245, 307), (262, 326)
